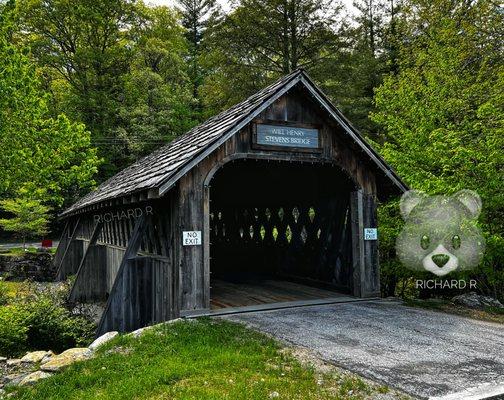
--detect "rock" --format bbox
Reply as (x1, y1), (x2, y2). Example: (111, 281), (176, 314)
(166, 318), (183, 324)
(21, 351), (53, 364)
(452, 292), (503, 310)
(129, 326), (151, 338)
(40, 348), (92, 372)
(4, 374), (27, 387)
(6, 359), (21, 367)
(0, 357), (6, 363)
(41, 353), (53, 364)
(89, 331), (119, 351)
(19, 371), (52, 386)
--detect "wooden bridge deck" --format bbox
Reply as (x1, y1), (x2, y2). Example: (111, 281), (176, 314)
(210, 279), (346, 310)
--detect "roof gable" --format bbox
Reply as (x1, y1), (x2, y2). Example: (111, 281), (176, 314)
(62, 70), (406, 217)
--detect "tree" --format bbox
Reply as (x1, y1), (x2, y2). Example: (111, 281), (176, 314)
(17, 0), (139, 178)
(177, 0), (220, 103)
(0, 191), (51, 249)
(372, 0), (504, 297)
(18, 0), (198, 175)
(353, 0), (384, 56)
(200, 0), (341, 114)
(114, 5), (197, 161)
(0, 6), (100, 209)
(311, 0), (405, 137)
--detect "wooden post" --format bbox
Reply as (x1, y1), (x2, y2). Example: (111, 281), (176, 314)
(203, 184), (211, 309)
(56, 217), (82, 280)
(350, 190), (380, 298)
(362, 194), (380, 297)
(68, 221), (104, 302)
(350, 190), (365, 297)
(52, 220), (69, 272)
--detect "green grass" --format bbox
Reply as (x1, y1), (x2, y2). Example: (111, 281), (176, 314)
(9, 319), (383, 400)
(0, 281), (25, 298)
(404, 298), (504, 324)
(0, 247), (56, 256)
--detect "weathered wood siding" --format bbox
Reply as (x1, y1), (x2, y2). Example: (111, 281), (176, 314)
(175, 87), (380, 311)
(104, 246), (127, 292)
(97, 256), (177, 335)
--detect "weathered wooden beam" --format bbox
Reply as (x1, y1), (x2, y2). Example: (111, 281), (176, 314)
(96, 215), (147, 335)
(52, 220), (70, 274)
(350, 190), (365, 297)
(350, 191), (380, 298)
(68, 221), (104, 302)
(362, 194), (380, 297)
(55, 217), (81, 280)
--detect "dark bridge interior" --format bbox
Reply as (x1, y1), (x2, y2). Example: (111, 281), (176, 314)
(209, 159), (355, 309)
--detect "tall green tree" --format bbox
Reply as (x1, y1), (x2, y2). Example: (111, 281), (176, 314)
(0, 5), (99, 209)
(200, 0), (341, 114)
(372, 0), (504, 297)
(0, 189), (51, 249)
(18, 0), (139, 177)
(18, 0), (198, 175)
(312, 0), (404, 137)
(115, 5), (197, 161)
(177, 0), (220, 104)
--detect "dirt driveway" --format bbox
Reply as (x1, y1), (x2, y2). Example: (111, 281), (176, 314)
(223, 300), (504, 399)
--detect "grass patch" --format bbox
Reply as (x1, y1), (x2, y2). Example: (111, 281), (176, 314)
(0, 247), (39, 255)
(9, 319), (391, 400)
(0, 281), (25, 299)
(404, 298), (504, 324)
(0, 247), (56, 256)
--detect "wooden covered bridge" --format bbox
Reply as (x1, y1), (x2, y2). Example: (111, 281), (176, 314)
(53, 69), (407, 335)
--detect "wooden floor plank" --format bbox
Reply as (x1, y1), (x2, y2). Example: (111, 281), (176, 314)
(210, 279), (344, 310)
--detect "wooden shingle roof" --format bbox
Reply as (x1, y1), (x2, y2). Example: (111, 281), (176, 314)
(62, 69), (406, 217)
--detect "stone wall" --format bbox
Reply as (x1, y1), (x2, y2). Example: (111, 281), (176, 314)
(0, 252), (55, 281)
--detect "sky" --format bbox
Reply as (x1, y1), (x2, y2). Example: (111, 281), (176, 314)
(147, 0), (357, 16)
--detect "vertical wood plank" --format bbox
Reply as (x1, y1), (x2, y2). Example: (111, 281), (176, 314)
(350, 190), (365, 297)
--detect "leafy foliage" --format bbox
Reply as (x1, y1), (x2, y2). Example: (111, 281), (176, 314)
(0, 190), (51, 247)
(0, 281), (95, 357)
(200, 0), (341, 115)
(17, 0), (197, 177)
(114, 5), (198, 162)
(0, 6), (99, 208)
(177, 0), (220, 106)
(372, 0), (504, 299)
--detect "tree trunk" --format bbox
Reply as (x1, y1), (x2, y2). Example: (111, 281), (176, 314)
(289, 0), (298, 71)
(282, 0), (290, 74)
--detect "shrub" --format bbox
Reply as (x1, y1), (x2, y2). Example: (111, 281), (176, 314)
(0, 305), (29, 357)
(20, 297), (95, 353)
(0, 281), (9, 306)
(0, 282), (95, 357)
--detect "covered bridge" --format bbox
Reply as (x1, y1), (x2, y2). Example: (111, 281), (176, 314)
(53, 69), (407, 336)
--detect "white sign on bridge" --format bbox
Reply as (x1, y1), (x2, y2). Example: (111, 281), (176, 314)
(364, 228), (378, 241)
(183, 231), (202, 246)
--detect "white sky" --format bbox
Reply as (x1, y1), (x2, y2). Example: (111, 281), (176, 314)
(147, 0), (357, 16)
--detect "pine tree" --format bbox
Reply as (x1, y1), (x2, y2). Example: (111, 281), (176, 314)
(178, 0), (220, 102)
